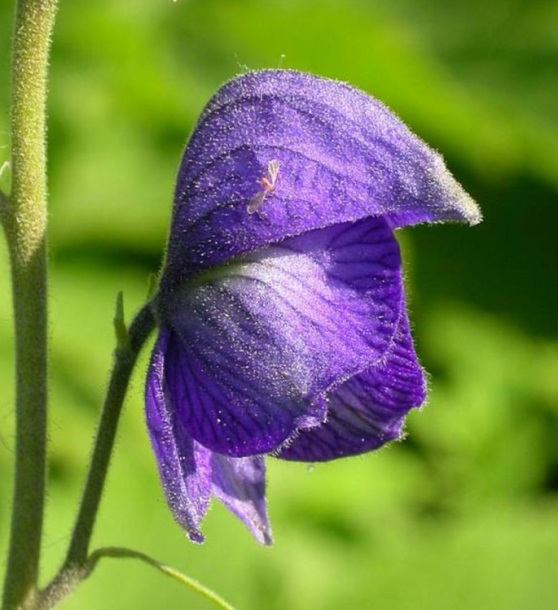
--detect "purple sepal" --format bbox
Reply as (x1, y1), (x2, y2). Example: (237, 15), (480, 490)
(276, 311), (426, 461)
(161, 217), (405, 457)
(162, 69), (480, 288)
(146, 328), (272, 544)
(211, 454), (272, 545)
(145, 69), (481, 543)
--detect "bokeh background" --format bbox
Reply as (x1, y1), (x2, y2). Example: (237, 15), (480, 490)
(1, 0), (557, 608)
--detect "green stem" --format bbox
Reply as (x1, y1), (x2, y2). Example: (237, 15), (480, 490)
(89, 548), (236, 610)
(2, 2), (58, 609)
(35, 302), (155, 610)
(65, 301), (155, 566)
(40, 547), (236, 610)
(0, 189), (8, 227)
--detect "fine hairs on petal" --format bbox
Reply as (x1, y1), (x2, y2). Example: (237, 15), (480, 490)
(162, 69), (481, 285)
(145, 68), (481, 544)
(428, 155), (482, 226)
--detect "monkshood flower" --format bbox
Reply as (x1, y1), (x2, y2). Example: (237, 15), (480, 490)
(146, 69), (481, 545)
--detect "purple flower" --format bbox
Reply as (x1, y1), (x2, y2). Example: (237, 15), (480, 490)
(145, 70), (481, 545)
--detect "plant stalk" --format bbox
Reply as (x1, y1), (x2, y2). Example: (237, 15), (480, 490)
(35, 302), (155, 609)
(2, 1), (58, 609)
(65, 301), (156, 566)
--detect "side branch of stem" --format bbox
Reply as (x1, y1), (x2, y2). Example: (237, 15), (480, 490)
(40, 545), (235, 610)
(37, 302), (155, 610)
(64, 301), (156, 566)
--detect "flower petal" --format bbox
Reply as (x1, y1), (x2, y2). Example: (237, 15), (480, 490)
(163, 69), (480, 286)
(162, 317), (322, 459)
(276, 310), (426, 462)
(145, 328), (211, 543)
(162, 217), (404, 457)
(211, 454), (272, 545)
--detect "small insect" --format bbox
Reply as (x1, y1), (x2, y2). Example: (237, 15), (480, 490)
(247, 159), (280, 214)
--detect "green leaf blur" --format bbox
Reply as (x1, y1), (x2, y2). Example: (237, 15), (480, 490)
(1, 1), (557, 608)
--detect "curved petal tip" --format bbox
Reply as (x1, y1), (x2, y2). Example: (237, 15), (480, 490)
(431, 156), (482, 226)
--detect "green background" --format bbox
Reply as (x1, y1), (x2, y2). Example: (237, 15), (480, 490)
(1, 0), (557, 608)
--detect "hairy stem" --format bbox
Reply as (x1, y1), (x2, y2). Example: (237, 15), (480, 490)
(65, 301), (155, 566)
(0, 189), (9, 227)
(2, 2), (58, 609)
(35, 302), (155, 609)
(40, 547), (236, 610)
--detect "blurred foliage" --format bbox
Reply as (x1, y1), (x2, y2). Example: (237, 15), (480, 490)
(1, 0), (557, 609)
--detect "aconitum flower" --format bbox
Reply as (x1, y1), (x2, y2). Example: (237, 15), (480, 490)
(145, 69), (481, 545)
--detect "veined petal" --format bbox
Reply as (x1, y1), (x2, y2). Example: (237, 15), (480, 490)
(162, 69), (480, 286)
(211, 454), (272, 545)
(276, 311), (426, 462)
(162, 315), (323, 458)
(145, 328), (211, 543)
(161, 217), (404, 457)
